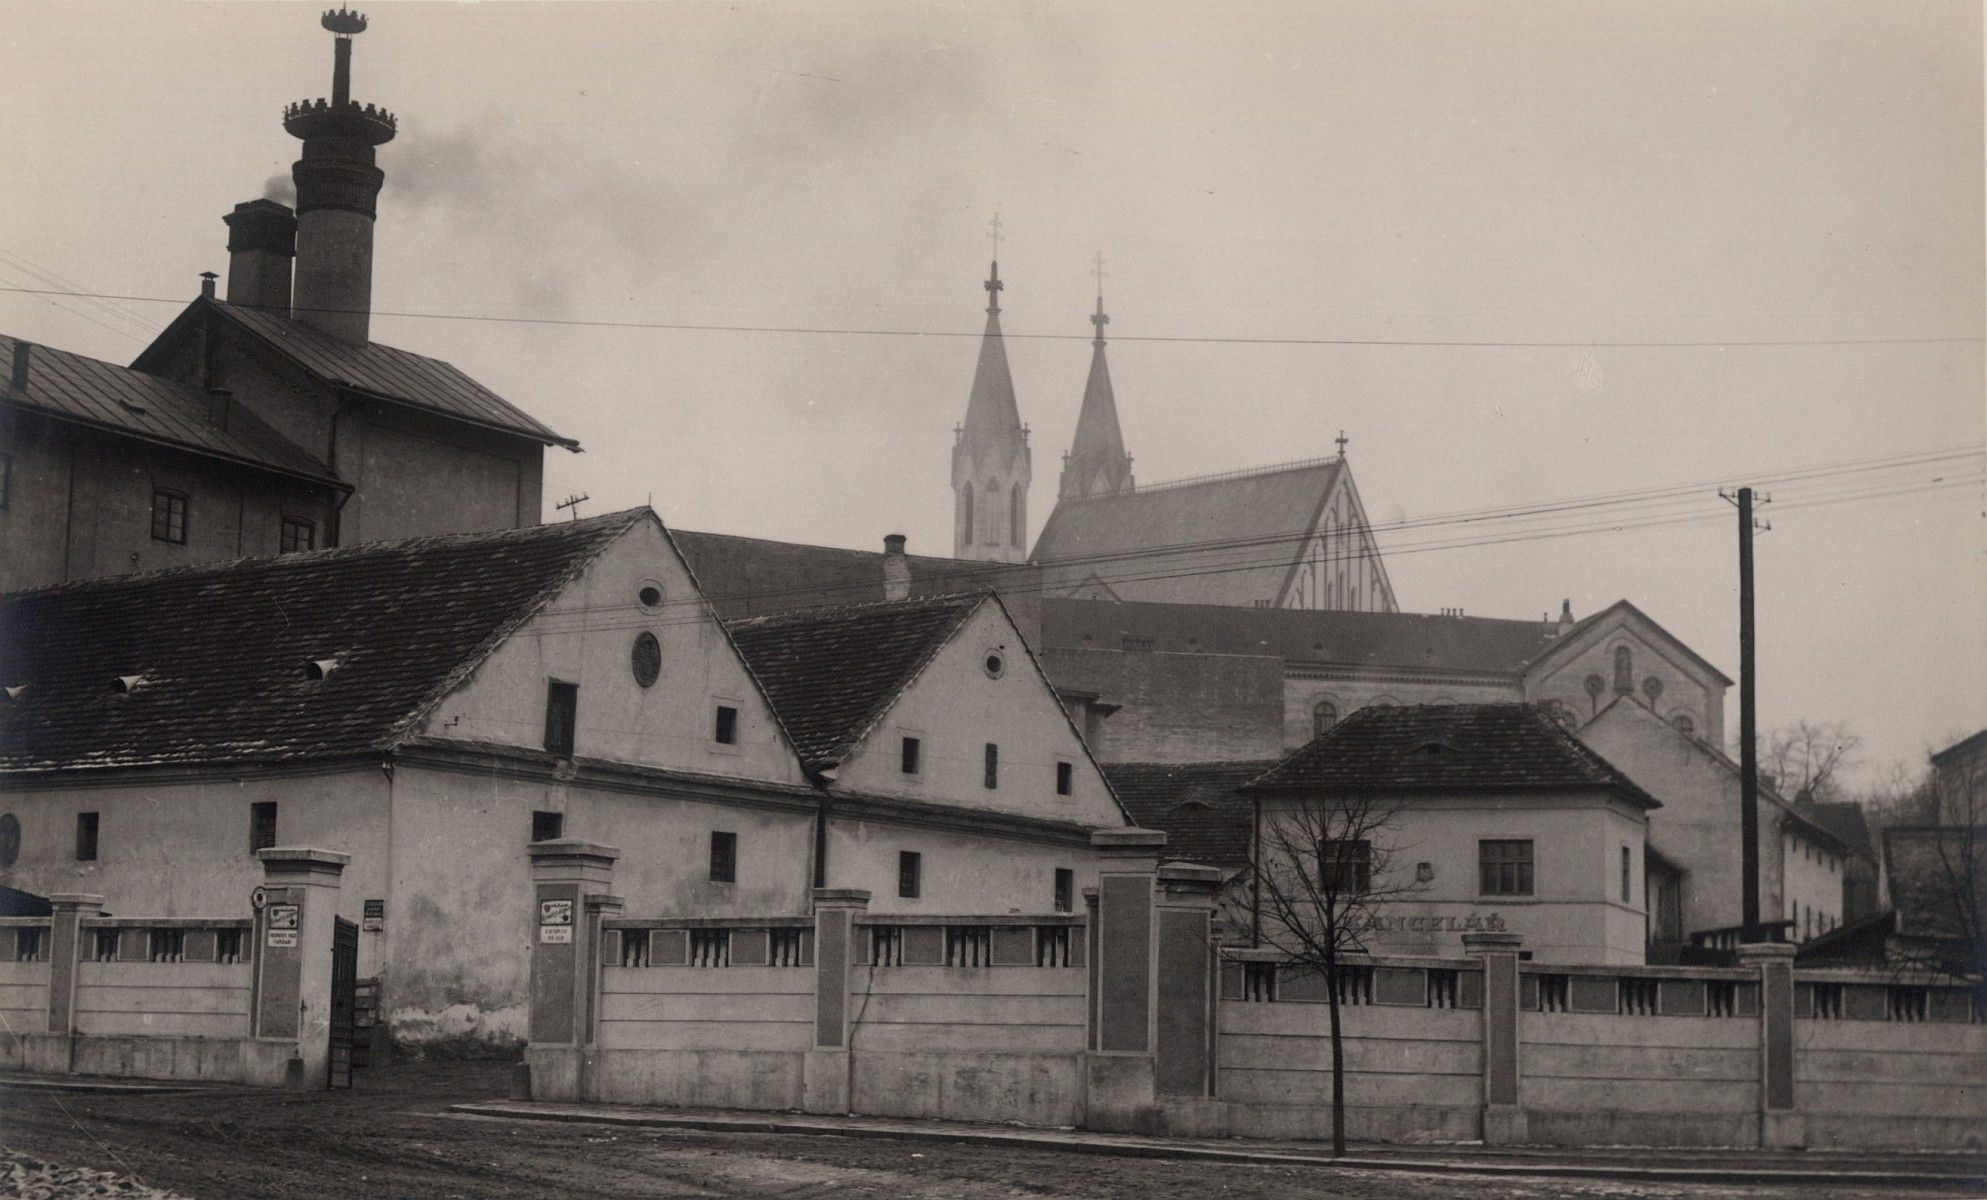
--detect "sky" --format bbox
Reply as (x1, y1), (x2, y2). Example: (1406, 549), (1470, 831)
(3, 1), (1982, 787)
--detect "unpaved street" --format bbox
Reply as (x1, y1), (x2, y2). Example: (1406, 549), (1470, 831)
(0, 1064), (1971, 1199)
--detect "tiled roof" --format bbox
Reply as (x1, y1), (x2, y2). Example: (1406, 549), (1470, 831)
(674, 530), (1034, 620)
(134, 301), (576, 448)
(1104, 760), (1273, 867)
(1800, 801), (1877, 861)
(1040, 597), (1569, 675)
(1031, 459), (1341, 607)
(724, 594), (986, 773)
(2, 335), (339, 486)
(0, 509), (642, 773)
(1244, 703), (1660, 808)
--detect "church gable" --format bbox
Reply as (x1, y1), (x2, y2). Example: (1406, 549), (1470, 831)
(420, 513), (808, 787)
(1274, 461), (1398, 614)
(1527, 601), (1729, 745)
(834, 600), (1128, 830)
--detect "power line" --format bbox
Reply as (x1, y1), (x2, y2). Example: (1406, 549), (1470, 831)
(1, 284), (1978, 349)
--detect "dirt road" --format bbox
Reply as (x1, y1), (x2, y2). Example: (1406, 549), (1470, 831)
(0, 1063), (1965, 1199)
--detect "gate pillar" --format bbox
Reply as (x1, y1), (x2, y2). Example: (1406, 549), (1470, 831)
(254, 847), (349, 1088)
(524, 838), (620, 1101)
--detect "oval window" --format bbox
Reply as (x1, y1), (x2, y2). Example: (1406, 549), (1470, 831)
(637, 581), (665, 611)
(983, 651), (1005, 679)
(631, 631), (662, 688)
(0, 813), (18, 869)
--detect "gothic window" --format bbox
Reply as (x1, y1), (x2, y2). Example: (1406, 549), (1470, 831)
(1312, 699), (1339, 738)
(1613, 645), (1633, 693)
(984, 480), (1001, 543)
(1010, 487), (1023, 548)
(960, 484), (974, 545)
(1670, 712), (1696, 737)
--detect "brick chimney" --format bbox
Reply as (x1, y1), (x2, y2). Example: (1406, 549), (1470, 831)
(7, 340), (28, 393)
(223, 200), (298, 316)
(882, 534), (911, 601)
(283, 10), (396, 344)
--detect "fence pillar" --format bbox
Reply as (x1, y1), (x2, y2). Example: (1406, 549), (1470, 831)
(1738, 942), (1802, 1148)
(1084, 827), (1167, 1132)
(524, 838), (620, 1102)
(254, 847), (349, 1088)
(1154, 864), (1223, 1100)
(44, 894), (102, 1063)
(1464, 931), (1525, 1144)
(805, 887), (869, 1114)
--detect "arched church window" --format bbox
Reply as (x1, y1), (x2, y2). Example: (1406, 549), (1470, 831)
(1312, 699), (1339, 738)
(1010, 488), (1024, 547)
(960, 484), (975, 545)
(1670, 712), (1696, 737)
(983, 481), (1001, 544)
(1613, 645), (1633, 693)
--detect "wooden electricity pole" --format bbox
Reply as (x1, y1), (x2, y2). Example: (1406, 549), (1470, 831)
(1724, 485), (1770, 942)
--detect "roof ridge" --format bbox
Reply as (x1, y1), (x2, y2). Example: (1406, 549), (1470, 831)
(723, 590), (988, 629)
(1066, 454), (1340, 502)
(2, 507), (649, 601)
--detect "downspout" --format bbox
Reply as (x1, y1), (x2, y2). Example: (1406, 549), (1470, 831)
(1251, 794), (1263, 947)
(327, 401), (347, 547)
(60, 435), (77, 580)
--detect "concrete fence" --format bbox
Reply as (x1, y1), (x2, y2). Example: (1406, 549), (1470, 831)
(522, 833), (1984, 1149)
(0, 847), (348, 1088)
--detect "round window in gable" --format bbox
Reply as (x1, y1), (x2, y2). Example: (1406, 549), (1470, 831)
(983, 650), (1006, 679)
(631, 631), (662, 688)
(0, 813), (17, 868)
(637, 580), (665, 612)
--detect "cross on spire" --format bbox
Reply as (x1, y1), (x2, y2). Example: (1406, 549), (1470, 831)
(988, 212), (1004, 259)
(1335, 430), (1349, 458)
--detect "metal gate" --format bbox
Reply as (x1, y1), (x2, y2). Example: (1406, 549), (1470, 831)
(328, 916), (358, 1089)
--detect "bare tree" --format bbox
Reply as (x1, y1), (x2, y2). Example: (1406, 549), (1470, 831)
(1246, 787), (1422, 1157)
(1762, 719), (1862, 803)
(1886, 757), (1987, 997)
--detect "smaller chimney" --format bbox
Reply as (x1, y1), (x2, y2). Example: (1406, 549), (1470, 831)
(882, 534), (911, 601)
(1557, 598), (1575, 633)
(200, 271), (217, 300)
(8, 341), (29, 393)
(223, 199), (298, 316)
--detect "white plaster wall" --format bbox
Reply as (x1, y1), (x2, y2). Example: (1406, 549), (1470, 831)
(0, 771), (390, 927)
(1780, 828), (1844, 941)
(1579, 700), (1787, 937)
(826, 816), (1090, 916)
(1259, 790), (1648, 963)
(834, 604), (1124, 830)
(424, 517), (807, 788)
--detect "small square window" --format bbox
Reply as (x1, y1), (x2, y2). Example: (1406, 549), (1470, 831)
(1320, 839), (1372, 894)
(531, 810), (564, 843)
(983, 743), (999, 790)
(714, 705), (738, 746)
(1479, 839), (1534, 897)
(1054, 868), (1074, 913)
(1055, 761), (1073, 796)
(901, 736), (921, 775)
(249, 801), (277, 854)
(898, 850), (922, 899)
(75, 811), (99, 861)
(544, 680), (578, 757)
(280, 517), (315, 554)
(150, 488), (187, 544)
(710, 831), (737, 884)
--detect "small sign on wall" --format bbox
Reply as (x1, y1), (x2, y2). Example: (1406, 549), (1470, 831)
(266, 903), (300, 948)
(539, 925), (573, 944)
(539, 898), (574, 944)
(362, 899), (385, 932)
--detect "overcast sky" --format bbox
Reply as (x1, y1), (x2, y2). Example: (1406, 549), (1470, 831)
(4, 1), (1982, 786)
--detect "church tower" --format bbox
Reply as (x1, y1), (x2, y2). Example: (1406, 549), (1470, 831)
(1058, 278), (1134, 502)
(952, 258), (1032, 562)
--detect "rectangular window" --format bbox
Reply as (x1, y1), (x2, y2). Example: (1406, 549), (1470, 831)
(0, 452), (11, 510)
(983, 743), (999, 790)
(1621, 846), (1632, 904)
(1479, 839), (1534, 896)
(898, 850), (922, 899)
(709, 831), (737, 884)
(280, 517), (315, 553)
(249, 801), (278, 854)
(714, 705), (738, 746)
(1319, 839), (1372, 894)
(1055, 760), (1073, 796)
(900, 736), (921, 775)
(150, 488), (187, 544)
(531, 810), (564, 843)
(543, 680), (578, 757)
(1054, 868), (1074, 913)
(75, 811), (98, 861)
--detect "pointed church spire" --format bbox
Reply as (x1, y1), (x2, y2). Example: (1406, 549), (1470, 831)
(1059, 256), (1134, 503)
(952, 237), (1031, 562)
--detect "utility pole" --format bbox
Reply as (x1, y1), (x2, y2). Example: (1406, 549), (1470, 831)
(1722, 485), (1770, 942)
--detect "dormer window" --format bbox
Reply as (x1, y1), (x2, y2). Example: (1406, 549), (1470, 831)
(112, 674), (148, 695)
(304, 657), (340, 681)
